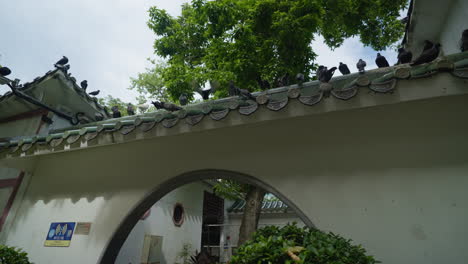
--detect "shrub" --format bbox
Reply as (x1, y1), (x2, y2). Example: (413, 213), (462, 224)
(0, 245), (32, 264)
(231, 223), (378, 264)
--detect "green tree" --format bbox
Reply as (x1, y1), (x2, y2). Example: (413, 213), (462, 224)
(145, 0), (407, 102)
(140, 0), (408, 245)
(129, 60), (171, 103)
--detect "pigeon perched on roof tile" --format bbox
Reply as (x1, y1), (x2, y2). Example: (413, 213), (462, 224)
(317, 66), (337, 82)
(230, 81), (255, 100)
(152, 101), (182, 112)
(80, 80), (88, 91)
(256, 76), (271, 90)
(127, 104), (135, 116)
(461, 29), (468, 52)
(411, 43), (441, 66)
(197, 89), (211, 100)
(356, 59), (366, 74)
(111, 106), (121, 118)
(229, 81), (240, 96)
(296, 73), (305, 85)
(397, 48), (412, 64)
(88, 90), (100, 96)
(375, 53), (390, 68)
(423, 40), (434, 51)
(280, 73), (290, 86)
(196, 81), (216, 100)
(55, 56), (68, 67)
(0, 67), (11, 77)
(179, 93), (188, 106)
(338, 62), (350, 75)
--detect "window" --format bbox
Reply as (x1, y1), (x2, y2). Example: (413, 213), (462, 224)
(172, 203), (185, 227)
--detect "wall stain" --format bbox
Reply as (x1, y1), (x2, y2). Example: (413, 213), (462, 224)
(410, 224), (427, 240)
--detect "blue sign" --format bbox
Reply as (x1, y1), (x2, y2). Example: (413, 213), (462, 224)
(44, 222), (76, 247)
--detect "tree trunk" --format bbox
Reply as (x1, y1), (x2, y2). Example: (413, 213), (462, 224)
(237, 186), (266, 246)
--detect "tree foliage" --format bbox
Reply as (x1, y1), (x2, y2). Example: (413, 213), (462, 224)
(0, 245), (32, 264)
(231, 223), (378, 264)
(129, 60), (171, 103)
(145, 0), (408, 102)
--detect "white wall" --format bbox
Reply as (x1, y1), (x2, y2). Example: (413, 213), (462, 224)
(116, 182), (212, 264)
(440, 0), (468, 55)
(2, 92), (468, 264)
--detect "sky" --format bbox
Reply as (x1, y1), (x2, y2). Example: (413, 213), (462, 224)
(0, 0), (400, 103)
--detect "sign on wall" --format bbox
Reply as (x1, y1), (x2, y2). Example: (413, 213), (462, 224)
(74, 222), (92, 235)
(44, 222), (76, 247)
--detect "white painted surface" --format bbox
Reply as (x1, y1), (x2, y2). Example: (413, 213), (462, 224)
(440, 0), (468, 55)
(2, 92), (468, 264)
(116, 182), (211, 264)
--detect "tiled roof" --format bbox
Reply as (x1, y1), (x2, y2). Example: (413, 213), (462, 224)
(1, 51), (468, 159)
(0, 68), (110, 120)
(228, 200), (290, 214)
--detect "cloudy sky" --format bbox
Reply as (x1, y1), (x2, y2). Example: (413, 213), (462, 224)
(0, 0), (400, 103)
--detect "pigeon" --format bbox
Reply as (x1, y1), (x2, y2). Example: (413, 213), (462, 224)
(229, 81), (240, 96)
(127, 104), (135, 116)
(317, 66), (337, 82)
(80, 80), (88, 91)
(296, 73), (305, 85)
(280, 73), (290, 86)
(375, 53), (390, 68)
(411, 43), (441, 66)
(196, 82), (215, 100)
(256, 76), (271, 90)
(179, 93), (188, 106)
(461, 29), (468, 52)
(55, 56), (68, 67)
(356, 59), (366, 74)
(197, 89), (211, 100)
(0, 66), (11, 77)
(338, 62), (350, 75)
(111, 106), (122, 118)
(88, 90), (100, 96)
(229, 81), (255, 100)
(423, 40), (434, 51)
(152, 101), (182, 112)
(397, 48), (412, 64)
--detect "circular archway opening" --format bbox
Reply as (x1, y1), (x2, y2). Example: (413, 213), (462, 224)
(100, 169), (313, 264)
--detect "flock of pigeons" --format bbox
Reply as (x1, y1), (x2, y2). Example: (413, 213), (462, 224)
(157, 30), (467, 112)
(1, 30), (467, 117)
(318, 39), (444, 84)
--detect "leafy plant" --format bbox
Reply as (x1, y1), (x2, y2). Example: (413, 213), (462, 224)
(231, 223), (378, 264)
(0, 245), (32, 264)
(176, 243), (194, 264)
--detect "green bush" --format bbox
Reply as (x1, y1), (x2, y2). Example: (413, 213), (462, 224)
(0, 245), (32, 264)
(231, 223), (378, 264)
